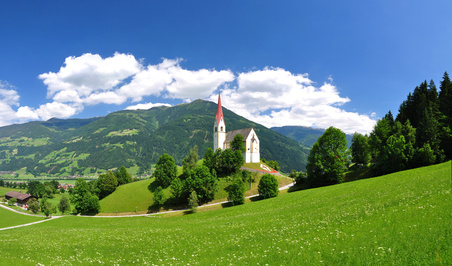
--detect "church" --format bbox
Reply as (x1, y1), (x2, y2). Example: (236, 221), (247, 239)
(213, 92), (260, 163)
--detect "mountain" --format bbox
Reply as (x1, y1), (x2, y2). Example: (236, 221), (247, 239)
(271, 126), (353, 148)
(0, 100), (309, 176)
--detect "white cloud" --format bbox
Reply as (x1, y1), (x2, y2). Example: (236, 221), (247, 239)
(166, 61), (235, 100)
(0, 81), (22, 126)
(0, 54), (377, 134)
(39, 52), (142, 99)
(16, 106), (40, 120)
(34, 102), (80, 121)
(209, 67), (375, 134)
(125, 102), (172, 110)
(118, 59), (174, 102)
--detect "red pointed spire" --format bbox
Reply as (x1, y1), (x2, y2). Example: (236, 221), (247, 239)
(215, 91), (224, 124)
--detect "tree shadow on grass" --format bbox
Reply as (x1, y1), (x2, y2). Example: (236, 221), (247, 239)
(221, 201), (233, 208)
(248, 195), (263, 202)
(288, 183), (307, 193)
(147, 197), (188, 214)
(147, 180), (160, 192)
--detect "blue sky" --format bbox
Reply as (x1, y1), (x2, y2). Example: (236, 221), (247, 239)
(0, 1), (451, 133)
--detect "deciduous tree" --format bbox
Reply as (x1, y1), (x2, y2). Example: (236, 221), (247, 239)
(306, 127), (349, 187)
(231, 134), (245, 152)
(153, 186), (165, 208)
(58, 195), (71, 214)
(115, 166), (132, 186)
(351, 133), (371, 165)
(183, 165), (218, 205)
(97, 171), (118, 199)
(153, 154), (177, 188)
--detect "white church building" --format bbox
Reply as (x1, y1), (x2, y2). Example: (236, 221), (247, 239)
(213, 92), (260, 163)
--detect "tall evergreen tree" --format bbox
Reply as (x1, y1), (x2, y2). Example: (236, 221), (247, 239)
(369, 117), (392, 160)
(438, 72), (452, 159)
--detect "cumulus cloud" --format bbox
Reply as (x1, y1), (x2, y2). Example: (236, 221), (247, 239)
(0, 53), (377, 134)
(125, 102), (172, 110)
(0, 81), (22, 126)
(40, 52), (142, 99)
(165, 60), (235, 100)
(34, 102), (80, 121)
(209, 67), (375, 134)
(20, 53), (234, 121)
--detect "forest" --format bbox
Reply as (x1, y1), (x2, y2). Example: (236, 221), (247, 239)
(304, 71), (452, 187)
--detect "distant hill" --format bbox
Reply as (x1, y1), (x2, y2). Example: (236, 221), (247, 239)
(271, 126), (353, 148)
(0, 100), (309, 176)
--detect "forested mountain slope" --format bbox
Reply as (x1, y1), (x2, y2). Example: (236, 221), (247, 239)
(0, 100), (309, 176)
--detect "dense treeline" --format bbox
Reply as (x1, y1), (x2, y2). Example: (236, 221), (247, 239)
(357, 72), (452, 175)
(305, 71), (452, 187)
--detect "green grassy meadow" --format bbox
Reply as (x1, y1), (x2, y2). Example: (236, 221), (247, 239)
(0, 186), (22, 197)
(0, 162), (450, 264)
(0, 206), (44, 229)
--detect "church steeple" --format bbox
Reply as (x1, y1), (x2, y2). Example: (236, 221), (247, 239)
(215, 91), (224, 124)
(213, 90), (226, 151)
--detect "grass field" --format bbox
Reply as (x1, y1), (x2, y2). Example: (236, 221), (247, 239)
(0, 162), (450, 264)
(0, 186), (22, 197)
(0, 206), (44, 229)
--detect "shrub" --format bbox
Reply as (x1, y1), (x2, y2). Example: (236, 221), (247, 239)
(188, 191), (198, 213)
(8, 197), (17, 206)
(258, 174), (278, 199)
(227, 176), (245, 206)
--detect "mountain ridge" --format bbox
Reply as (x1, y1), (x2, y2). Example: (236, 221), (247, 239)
(0, 100), (309, 176)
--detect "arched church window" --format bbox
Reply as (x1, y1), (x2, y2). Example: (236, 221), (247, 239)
(220, 126), (223, 131)
(215, 127), (217, 132)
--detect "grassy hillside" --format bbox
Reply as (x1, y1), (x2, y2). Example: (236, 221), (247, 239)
(0, 162), (450, 264)
(99, 178), (155, 213)
(98, 174), (293, 214)
(0, 100), (308, 177)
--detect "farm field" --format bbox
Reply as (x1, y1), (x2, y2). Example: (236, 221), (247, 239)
(0, 206), (44, 229)
(0, 162), (450, 264)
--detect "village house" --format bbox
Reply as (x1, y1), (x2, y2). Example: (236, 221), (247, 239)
(4, 191), (37, 206)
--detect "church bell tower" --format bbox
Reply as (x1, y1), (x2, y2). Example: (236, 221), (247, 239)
(214, 91), (226, 151)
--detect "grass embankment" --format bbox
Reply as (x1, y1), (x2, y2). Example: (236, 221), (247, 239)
(0, 162), (450, 264)
(0, 206), (44, 229)
(99, 179), (155, 214)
